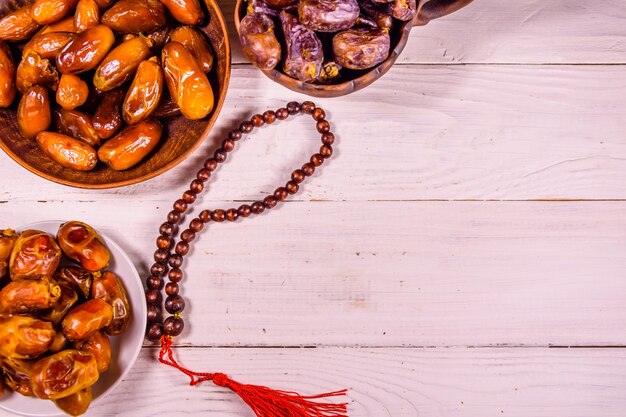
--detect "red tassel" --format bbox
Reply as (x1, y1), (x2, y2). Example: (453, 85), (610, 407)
(159, 336), (349, 417)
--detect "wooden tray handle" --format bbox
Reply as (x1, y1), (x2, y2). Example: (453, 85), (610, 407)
(413, 0), (473, 26)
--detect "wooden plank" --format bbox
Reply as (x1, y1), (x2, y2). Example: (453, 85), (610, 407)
(222, 0), (626, 65)
(5, 199), (626, 346)
(2, 65), (625, 201)
(88, 347), (626, 417)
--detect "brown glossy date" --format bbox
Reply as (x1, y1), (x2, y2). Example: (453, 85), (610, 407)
(1, 357), (34, 397)
(298, 0), (360, 32)
(239, 13), (281, 71)
(93, 35), (152, 92)
(56, 24), (115, 74)
(101, 0), (167, 33)
(41, 283), (79, 324)
(91, 271), (130, 335)
(391, 0), (416, 21)
(36, 131), (98, 171)
(170, 26), (214, 73)
(0, 42), (16, 108)
(0, 316), (56, 359)
(0, 6), (40, 42)
(53, 108), (100, 147)
(57, 74), (89, 110)
(16, 50), (59, 93)
(17, 86), (51, 139)
(24, 32), (75, 60)
(30, 350), (99, 399)
(37, 16), (75, 36)
(122, 57), (164, 125)
(162, 42), (214, 120)
(62, 298), (113, 341)
(146, 26), (173, 50)
(0, 229), (17, 279)
(92, 88), (124, 139)
(332, 27), (390, 70)
(74, 0), (100, 32)
(359, 0), (393, 29)
(97, 119), (162, 170)
(280, 11), (323, 82)
(57, 221), (110, 272)
(0, 278), (61, 314)
(161, 0), (204, 26)
(152, 94), (182, 118)
(32, 0), (80, 25)
(49, 331), (69, 352)
(9, 230), (61, 279)
(54, 386), (93, 416)
(74, 330), (110, 372)
(54, 266), (93, 299)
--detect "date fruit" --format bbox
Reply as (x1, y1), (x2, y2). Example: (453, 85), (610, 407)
(391, 0), (416, 21)
(74, 0), (101, 32)
(57, 74), (89, 110)
(56, 24), (115, 74)
(332, 27), (389, 70)
(62, 298), (113, 341)
(54, 387), (93, 416)
(57, 221), (110, 272)
(93, 35), (153, 91)
(91, 271), (130, 335)
(16, 50), (59, 93)
(1, 357), (34, 397)
(37, 16), (75, 36)
(280, 11), (323, 82)
(74, 330), (110, 372)
(0, 229), (17, 279)
(170, 26), (214, 73)
(0, 42), (15, 108)
(92, 88), (124, 139)
(17, 86), (51, 139)
(239, 13), (281, 71)
(123, 57), (164, 124)
(30, 350), (99, 399)
(0, 278), (61, 313)
(161, 0), (204, 26)
(53, 108), (100, 146)
(0, 316), (56, 359)
(54, 265), (93, 299)
(36, 131), (98, 171)
(298, 0), (360, 32)
(41, 283), (79, 324)
(10, 230), (61, 279)
(101, 0), (167, 33)
(24, 32), (75, 59)
(97, 119), (162, 170)
(0, 6), (40, 42)
(32, 0), (80, 25)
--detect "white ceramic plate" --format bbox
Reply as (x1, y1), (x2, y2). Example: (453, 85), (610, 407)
(0, 221), (147, 417)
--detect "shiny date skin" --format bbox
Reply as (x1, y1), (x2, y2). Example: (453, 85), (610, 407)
(93, 35), (153, 92)
(162, 42), (214, 120)
(92, 88), (124, 139)
(24, 32), (75, 60)
(74, 0), (101, 32)
(161, 0), (204, 26)
(40, 283), (79, 324)
(0, 316), (56, 359)
(16, 50), (59, 93)
(54, 265), (93, 299)
(56, 25), (115, 74)
(61, 298), (113, 341)
(1, 356), (34, 397)
(0, 42), (15, 108)
(73, 330), (110, 372)
(0, 277), (61, 314)
(298, 0), (360, 32)
(239, 13), (281, 71)
(152, 94), (182, 118)
(53, 108), (100, 147)
(280, 11), (323, 82)
(170, 26), (214, 73)
(54, 387), (93, 416)
(37, 16), (75, 36)
(36, 131), (98, 171)
(358, 0), (393, 29)
(91, 271), (130, 335)
(56, 74), (89, 110)
(391, 0), (416, 21)
(0, 6), (40, 42)
(97, 119), (162, 170)
(101, 0), (167, 33)
(9, 230), (61, 280)
(30, 350), (99, 399)
(0, 229), (18, 279)
(32, 0), (80, 25)
(332, 27), (390, 70)
(123, 57), (164, 125)
(17, 86), (51, 139)
(57, 221), (110, 272)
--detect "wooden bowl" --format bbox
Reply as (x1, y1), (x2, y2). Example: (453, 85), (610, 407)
(235, 0), (472, 97)
(0, 0), (231, 189)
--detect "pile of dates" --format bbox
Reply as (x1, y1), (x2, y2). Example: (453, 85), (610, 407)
(0, 221), (131, 416)
(239, 0), (415, 83)
(0, 0), (215, 171)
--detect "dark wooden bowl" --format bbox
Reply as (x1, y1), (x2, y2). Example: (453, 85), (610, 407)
(235, 0), (472, 97)
(0, 0), (231, 189)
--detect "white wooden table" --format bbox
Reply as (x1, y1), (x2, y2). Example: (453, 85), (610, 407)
(2, 0), (626, 415)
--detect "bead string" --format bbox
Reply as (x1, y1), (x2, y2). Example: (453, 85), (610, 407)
(144, 100), (334, 341)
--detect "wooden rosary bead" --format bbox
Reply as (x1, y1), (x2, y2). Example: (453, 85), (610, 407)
(238, 204), (251, 217)
(316, 120), (330, 134)
(168, 268), (183, 282)
(197, 169), (211, 182)
(263, 110), (276, 124)
(160, 222), (174, 237)
(287, 101), (301, 114)
(168, 254), (183, 268)
(321, 132), (335, 145)
(147, 275), (163, 290)
(180, 229), (196, 242)
(204, 159), (218, 171)
(240, 121), (254, 133)
(165, 282), (179, 296)
(145, 289), (160, 304)
(156, 236), (171, 250)
(174, 199), (188, 213)
(182, 191), (196, 204)
(190, 179), (204, 193)
(199, 210), (212, 223)
(302, 162), (315, 176)
(250, 201), (265, 214)
(165, 294), (185, 314)
(150, 262), (167, 276)
(251, 114), (264, 127)
(175, 241), (190, 256)
(214, 149), (227, 163)
(226, 208), (238, 221)
(276, 108), (289, 120)
(301, 101), (315, 114)
(154, 249), (168, 262)
(263, 195), (277, 209)
(320, 144), (333, 158)
(212, 209), (225, 222)
(229, 129), (242, 141)
(222, 138), (235, 152)
(147, 322), (163, 341)
(310, 153), (324, 167)
(312, 107), (325, 121)
(274, 187), (288, 201)
(189, 218), (204, 232)
(167, 210), (181, 223)
(291, 169), (305, 184)
(286, 180), (299, 194)
(163, 316), (184, 336)
(147, 303), (160, 322)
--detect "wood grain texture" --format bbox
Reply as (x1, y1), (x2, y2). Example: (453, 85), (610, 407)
(5, 199), (626, 346)
(223, 0), (626, 65)
(87, 347), (626, 417)
(1, 65), (624, 200)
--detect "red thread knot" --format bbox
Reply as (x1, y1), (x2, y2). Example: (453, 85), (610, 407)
(212, 372), (229, 387)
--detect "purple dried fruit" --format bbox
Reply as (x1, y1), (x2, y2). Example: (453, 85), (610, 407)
(280, 11), (323, 82)
(332, 28), (390, 70)
(239, 13), (281, 70)
(298, 0), (359, 32)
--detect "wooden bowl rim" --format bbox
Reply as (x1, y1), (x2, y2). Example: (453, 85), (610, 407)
(233, 0), (412, 98)
(0, 0), (232, 189)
